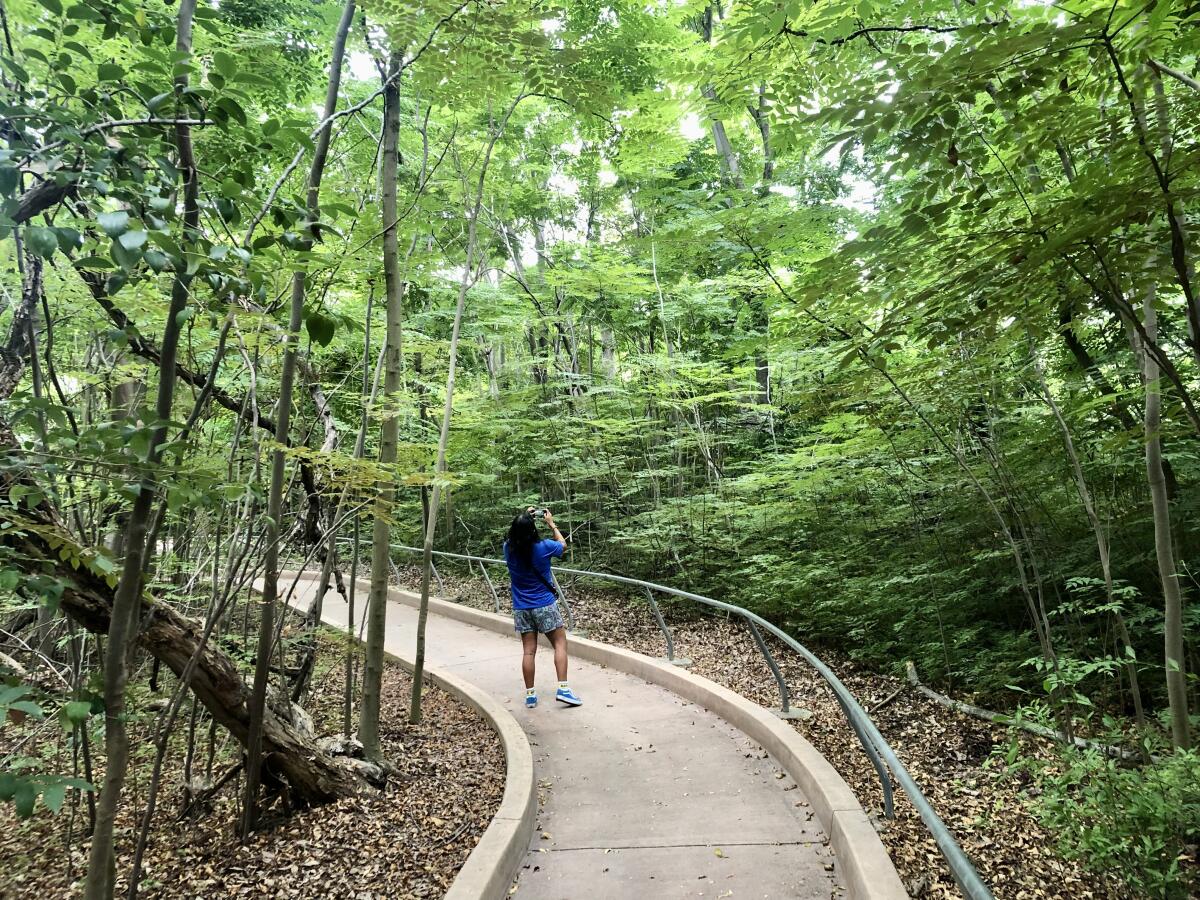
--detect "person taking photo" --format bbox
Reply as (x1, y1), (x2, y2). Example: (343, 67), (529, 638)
(504, 507), (582, 709)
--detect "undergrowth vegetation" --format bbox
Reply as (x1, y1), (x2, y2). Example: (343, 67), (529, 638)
(0, 0), (1197, 896)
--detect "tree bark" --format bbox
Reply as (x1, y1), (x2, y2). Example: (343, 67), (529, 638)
(410, 96), (522, 724)
(1137, 285), (1191, 749)
(86, 2), (199, 893)
(359, 49), (404, 758)
(244, 0), (356, 833)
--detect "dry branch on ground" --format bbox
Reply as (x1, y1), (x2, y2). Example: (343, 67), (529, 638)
(0, 637), (504, 898)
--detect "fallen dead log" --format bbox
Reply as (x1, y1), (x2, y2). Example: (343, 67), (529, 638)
(905, 660), (1148, 764)
(0, 649), (28, 677)
(1, 606), (37, 637)
(4, 506), (367, 805)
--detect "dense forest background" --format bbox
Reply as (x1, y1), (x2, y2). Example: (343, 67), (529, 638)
(1, 0), (1198, 896)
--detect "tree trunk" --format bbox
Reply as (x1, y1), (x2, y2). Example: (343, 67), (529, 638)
(243, 0), (356, 829)
(1148, 67), (1200, 368)
(600, 326), (616, 378)
(359, 49), (404, 759)
(697, 8), (744, 190)
(1138, 285), (1191, 749)
(747, 84), (773, 189)
(410, 96), (522, 724)
(1030, 347), (1146, 731)
(86, 2), (199, 893)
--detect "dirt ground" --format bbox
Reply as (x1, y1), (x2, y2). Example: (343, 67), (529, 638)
(0, 634), (505, 899)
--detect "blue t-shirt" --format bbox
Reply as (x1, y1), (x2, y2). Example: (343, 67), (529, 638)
(504, 538), (564, 610)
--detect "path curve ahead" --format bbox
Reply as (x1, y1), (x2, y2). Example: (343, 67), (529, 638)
(284, 576), (849, 899)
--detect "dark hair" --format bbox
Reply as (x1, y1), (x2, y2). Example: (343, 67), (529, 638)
(506, 511), (539, 565)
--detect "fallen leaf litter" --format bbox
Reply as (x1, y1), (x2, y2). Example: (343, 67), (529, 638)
(403, 562), (1138, 900)
(0, 633), (505, 898)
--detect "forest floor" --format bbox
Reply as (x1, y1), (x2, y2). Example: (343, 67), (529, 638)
(0, 632), (504, 899)
(400, 563), (1137, 900)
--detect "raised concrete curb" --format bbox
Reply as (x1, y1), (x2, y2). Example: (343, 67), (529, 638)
(281, 574), (535, 900)
(384, 650), (536, 900)
(384, 585), (907, 900)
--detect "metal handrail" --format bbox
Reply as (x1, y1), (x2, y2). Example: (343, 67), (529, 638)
(362, 541), (993, 899)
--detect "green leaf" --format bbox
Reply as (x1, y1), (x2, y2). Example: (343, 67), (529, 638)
(117, 230), (148, 251)
(41, 782), (66, 814)
(25, 226), (59, 258)
(214, 96), (246, 127)
(13, 781), (36, 818)
(104, 271), (128, 295)
(54, 227), (81, 252)
(305, 312), (335, 347)
(146, 92), (172, 113)
(66, 3), (100, 21)
(0, 56), (29, 84)
(74, 255), (114, 270)
(97, 62), (125, 82)
(98, 210), (130, 237)
(36, 0), (63, 15)
(63, 40), (91, 60)
(0, 165), (18, 196)
(143, 249), (170, 272)
(149, 231), (181, 258)
(110, 240), (142, 271)
(213, 50), (237, 79)
(64, 700), (91, 724)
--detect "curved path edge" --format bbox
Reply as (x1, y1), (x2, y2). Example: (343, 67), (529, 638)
(380, 646), (536, 900)
(383, 585), (907, 900)
(275, 572), (537, 899)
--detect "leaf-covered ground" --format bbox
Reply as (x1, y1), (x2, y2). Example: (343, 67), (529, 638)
(403, 563), (1137, 900)
(0, 635), (504, 898)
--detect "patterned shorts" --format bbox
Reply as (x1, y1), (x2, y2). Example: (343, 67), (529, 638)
(513, 603), (565, 635)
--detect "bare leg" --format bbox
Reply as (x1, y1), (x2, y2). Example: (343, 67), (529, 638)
(521, 631), (537, 689)
(546, 627), (568, 682)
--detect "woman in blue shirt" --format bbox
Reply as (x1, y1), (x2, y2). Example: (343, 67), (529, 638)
(504, 507), (582, 708)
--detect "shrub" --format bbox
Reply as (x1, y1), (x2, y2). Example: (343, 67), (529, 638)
(1005, 733), (1200, 898)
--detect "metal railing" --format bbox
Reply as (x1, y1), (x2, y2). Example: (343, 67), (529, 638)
(378, 542), (993, 900)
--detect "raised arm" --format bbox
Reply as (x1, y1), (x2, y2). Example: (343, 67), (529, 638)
(542, 509), (566, 547)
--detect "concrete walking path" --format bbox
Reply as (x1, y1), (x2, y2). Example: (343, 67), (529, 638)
(283, 576), (846, 899)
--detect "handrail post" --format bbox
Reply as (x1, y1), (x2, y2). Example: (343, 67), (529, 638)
(643, 587), (690, 666)
(478, 560), (501, 613)
(746, 617), (892, 814)
(747, 618), (802, 719)
(834, 690), (895, 819)
(430, 559), (445, 594)
(549, 571), (581, 634)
